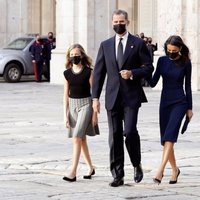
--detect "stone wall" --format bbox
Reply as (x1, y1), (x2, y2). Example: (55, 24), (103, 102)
(0, 0), (28, 47)
(50, 0), (116, 84)
(0, 0), (55, 48)
(0, 0), (199, 90)
(156, 0), (200, 90)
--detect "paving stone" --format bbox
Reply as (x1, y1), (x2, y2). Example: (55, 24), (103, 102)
(0, 79), (199, 200)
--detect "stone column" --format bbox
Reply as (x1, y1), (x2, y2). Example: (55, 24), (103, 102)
(154, 0), (183, 90)
(27, 0), (41, 34)
(156, 0), (183, 50)
(117, 0), (134, 33)
(51, 0), (116, 84)
(0, 0), (7, 46)
(182, 0), (200, 91)
(50, 0), (74, 84)
(27, 0), (56, 35)
(138, 0), (155, 37)
(0, 0), (29, 46)
(155, 0), (199, 90)
(41, 0), (56, 35)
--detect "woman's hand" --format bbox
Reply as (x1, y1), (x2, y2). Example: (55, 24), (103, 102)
(92, 99), (100, 113)
(65, 112), (70, 128)
(186, 109), (193, 121)
(92, 111), (98, 126)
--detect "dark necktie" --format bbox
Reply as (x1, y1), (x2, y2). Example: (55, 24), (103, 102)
(117, 38), (123, 69)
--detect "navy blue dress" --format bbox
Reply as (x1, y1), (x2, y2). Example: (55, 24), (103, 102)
(150, 56), (192, 145)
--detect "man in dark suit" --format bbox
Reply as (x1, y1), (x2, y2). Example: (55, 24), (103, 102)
(43, 32), (56, 82)
(92, 9), (153, 187)
(31, 34), (44, 82)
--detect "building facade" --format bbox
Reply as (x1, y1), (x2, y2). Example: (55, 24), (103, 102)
(0, 0), (55, 45)
(0, 0), (199, 90)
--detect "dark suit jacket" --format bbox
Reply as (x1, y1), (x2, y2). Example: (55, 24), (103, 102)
(30, 42), (44, 63)
(43, 39), (54, 60)
(92, 33), (153, 110)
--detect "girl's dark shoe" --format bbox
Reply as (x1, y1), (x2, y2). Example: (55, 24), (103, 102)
(63, 176), (76, 182)
(153, 174), (164, 185)
(153, 178), (162, 184)
(83, 169), (95, 179)
(169, 168), (180, 184)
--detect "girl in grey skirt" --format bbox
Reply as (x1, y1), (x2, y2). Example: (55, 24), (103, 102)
(63, 44), (99, 182)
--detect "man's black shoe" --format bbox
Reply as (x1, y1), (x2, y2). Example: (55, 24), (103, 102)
(134, 164), (143, 183)
(109, 178), (124, 187)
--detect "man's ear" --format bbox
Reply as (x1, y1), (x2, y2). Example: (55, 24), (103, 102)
(127, 20), (130, 26)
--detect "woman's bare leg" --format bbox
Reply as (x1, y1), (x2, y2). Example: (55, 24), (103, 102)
(154, 141), (174, 180)
(81, 136), (94, 173)
(168, 148), (179, 181)
(68, 137), (82, 178)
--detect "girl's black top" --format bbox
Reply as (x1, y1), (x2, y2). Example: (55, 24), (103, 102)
(64, 66), (92, 98)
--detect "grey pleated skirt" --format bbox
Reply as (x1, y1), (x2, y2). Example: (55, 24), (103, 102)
(66, 97), (100, 138)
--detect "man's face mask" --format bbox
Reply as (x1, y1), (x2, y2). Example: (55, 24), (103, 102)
(113, 24), (126, 34)
(48, 35), (53, 40)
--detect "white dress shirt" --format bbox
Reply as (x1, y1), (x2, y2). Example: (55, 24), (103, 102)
(115, 31), (129, 58)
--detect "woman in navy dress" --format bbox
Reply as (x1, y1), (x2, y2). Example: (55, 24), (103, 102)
(149, 35), (193, 184)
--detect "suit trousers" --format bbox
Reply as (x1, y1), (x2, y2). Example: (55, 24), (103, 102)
(107, 96), (141, 179)
(44, 59), (50, 81)
(33, 61), (43, 81)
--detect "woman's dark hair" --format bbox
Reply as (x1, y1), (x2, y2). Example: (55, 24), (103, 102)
(65, 44), (93, 69)
(164, 35), (190, 62)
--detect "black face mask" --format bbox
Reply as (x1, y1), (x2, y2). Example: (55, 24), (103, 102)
(48, 35), (53, 40)
(70, 56), (81, 65)
(36, 39), (42, 43)
(167, 52), (179, 60)
(113, 24), (126, 34)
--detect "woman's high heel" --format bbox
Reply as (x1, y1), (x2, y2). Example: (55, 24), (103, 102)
(153, 174), (164, 185)
(169, 168), (180, 184)
(83, 168), (95, 179)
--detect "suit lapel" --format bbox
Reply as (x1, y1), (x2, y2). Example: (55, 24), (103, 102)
(107, 36), (118, 68)
(120, 34), (135, 70)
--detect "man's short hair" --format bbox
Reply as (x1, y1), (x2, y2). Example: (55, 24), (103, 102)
(112, 9), (128, 20)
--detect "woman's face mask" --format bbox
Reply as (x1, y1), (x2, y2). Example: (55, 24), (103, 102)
(167, 44), (181, 60)
(167, 51), (179, 60)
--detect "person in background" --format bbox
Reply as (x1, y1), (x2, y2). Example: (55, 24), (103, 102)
(63, 44), (99, 182)
(143, 36), (148, 44)
(147, 37), (157, 62)
(135, 34), (139, 37)
(148, 35), (193, 184)
(43, 32), (55, 81)
(31, 34), (44, 82)
(92, 9), (153, 187)
(139, 32), (145, 39)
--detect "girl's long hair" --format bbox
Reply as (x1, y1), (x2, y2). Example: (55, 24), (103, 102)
(65, 44), (93, 69)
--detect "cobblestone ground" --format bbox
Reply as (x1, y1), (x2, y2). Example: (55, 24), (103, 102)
(0, 79), (199, 200)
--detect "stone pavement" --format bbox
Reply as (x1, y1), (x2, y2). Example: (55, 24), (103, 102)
(0, 79), (199, 200)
